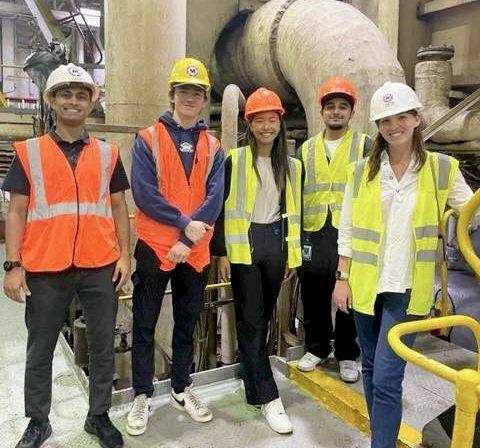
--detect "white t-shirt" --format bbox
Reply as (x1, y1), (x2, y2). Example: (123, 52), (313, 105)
(324, 136), (344, 160)
(251, 156), (281, 224)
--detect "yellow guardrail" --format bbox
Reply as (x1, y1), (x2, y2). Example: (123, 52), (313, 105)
(388, 316), (480, 448)
(389, 189), (480, 448)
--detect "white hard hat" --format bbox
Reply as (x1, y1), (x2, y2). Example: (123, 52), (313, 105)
(43, 63), (100, 106)
(369, 81), (422, 122)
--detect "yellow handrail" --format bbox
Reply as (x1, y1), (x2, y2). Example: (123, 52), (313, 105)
(388, 190), (480, 448)
(388, 315), (480, 448)
(457, 188), (480, 276)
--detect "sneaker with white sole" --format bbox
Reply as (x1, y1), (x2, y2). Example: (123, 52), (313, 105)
(126, 394), (151, 436)
(297, 352), (326, 372)
(339, 360), (360, 383)
(170, 387), (213, 423)
(261, 397), (293, 434)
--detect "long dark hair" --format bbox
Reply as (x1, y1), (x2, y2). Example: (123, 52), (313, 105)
(367, 111), (427, 182)
(244, 118), (290, 191)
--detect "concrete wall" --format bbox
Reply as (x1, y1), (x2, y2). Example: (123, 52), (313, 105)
(428, 1), (480, 88)
(398, 0), (430, 87)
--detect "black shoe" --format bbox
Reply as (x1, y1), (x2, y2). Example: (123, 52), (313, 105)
(16, 420), (52, 448)
(84, 412), (123, 448)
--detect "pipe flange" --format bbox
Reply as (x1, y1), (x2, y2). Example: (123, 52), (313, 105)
(417, 45), (455, 62)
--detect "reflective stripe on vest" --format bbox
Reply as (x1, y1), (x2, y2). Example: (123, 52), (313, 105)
(302, 129), (366, 231)
(348, 152), (459, 316)
(26, 137), (112, 222)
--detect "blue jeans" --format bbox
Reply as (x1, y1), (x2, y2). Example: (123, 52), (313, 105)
(354, 291), (420, 448)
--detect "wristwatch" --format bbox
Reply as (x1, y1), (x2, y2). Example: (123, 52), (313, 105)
(3, 261), (22, 272)
(335, 270), (349, 281)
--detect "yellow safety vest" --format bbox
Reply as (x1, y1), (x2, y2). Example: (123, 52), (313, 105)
(224, 146), (302, 268)
(301, 129), (369, 230)
(348, 151), (458, 316)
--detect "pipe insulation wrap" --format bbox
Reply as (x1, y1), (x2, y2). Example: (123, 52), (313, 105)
(214, 0), (405, 136)
(415, 60), (480, 144)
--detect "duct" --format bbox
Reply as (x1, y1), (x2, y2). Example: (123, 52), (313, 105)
(415, 46), (480, 145)
(213, 0), (405, 137)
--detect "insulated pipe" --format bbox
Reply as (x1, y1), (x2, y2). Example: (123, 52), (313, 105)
(415, 50), (480, 144)
(218, 84), (245, 365)
(213, 0), (404, 136)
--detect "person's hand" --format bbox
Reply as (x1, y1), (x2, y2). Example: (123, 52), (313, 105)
(112, 254), (131, 292)
(3, 267), (30, 303)
(217, 256), (231, 283)
(167, 241), (191, 264)
(332, 279), (352, 313)
(283, 266), (296, 282)
(185, 221), (212, 244)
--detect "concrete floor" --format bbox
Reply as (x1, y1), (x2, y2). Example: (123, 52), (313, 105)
(1, 239), (477, 447)
(0, 245), (370, 448)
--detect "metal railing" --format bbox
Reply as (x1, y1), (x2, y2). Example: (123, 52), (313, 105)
(388, 189), (480, 448)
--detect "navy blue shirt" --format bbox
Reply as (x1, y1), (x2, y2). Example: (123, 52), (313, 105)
(131, 111), (225, 247)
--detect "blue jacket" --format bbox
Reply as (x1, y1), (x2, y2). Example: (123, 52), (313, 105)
(131, 110), (225, 247)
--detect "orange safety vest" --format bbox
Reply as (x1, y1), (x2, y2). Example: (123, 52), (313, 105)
(135, 122), (220, 272)
(14, 134), (119, 272)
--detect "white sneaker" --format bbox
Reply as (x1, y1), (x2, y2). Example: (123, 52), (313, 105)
(261, 397), (293, 434)
(297, 352), (325, 372)
(126, 393), (151, 436)
(170, 386), (213, 423)
(339, 360), (360, 383)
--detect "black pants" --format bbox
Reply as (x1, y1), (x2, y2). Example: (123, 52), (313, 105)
(298, 220), (360, 361)
(131, 240), (208, 396)
(230, 221), (286, 406)
(25, 264), (118, 421)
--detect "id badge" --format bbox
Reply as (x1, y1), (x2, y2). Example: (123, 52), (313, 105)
(302, 244), (312, 261)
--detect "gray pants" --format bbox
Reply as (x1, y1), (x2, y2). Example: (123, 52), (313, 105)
(24, 264), (118, 421)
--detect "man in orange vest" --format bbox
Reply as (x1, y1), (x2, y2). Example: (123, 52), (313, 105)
(2, 64), (130, 448)
(125, 58), (224, 436)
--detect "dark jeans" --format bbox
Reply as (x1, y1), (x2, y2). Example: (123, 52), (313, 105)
(25, 264), (118, 421)
(230, 221), (286, 405)
(131, 240), (208, 396)
(354, 291), (419, 448)
(298, 221), (360, 361)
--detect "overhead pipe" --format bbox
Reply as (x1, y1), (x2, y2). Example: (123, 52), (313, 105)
(213, 0), (404, 136)
(415, 45), (480, 144)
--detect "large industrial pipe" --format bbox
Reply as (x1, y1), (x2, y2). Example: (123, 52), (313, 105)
(213, 0), (404, 136)
(415, 46), (480, 145)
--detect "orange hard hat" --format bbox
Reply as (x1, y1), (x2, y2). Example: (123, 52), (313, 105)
(318, 77), (357, 108)
(244, 87), (285, 121)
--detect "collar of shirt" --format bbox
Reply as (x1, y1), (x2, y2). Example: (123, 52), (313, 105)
(380, 150), (418, 185)
(49, 128), (90, 145)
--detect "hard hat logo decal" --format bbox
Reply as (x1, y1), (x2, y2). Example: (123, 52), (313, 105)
(186, 66), (198, 77)
(67, 66), (82, 77)
(382, 93), (393, 103)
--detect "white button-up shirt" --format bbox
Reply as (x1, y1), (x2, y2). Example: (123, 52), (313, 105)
(338, 151), (474, 294)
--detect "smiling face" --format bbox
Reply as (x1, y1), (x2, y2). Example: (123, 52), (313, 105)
(248, 111), (282, 147)
(49, 85), (94, 126)
(321, 96), (353, 131)
(377, 110), (421, 148)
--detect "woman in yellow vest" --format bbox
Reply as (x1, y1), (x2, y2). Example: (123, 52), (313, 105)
(333, 82), (475, 448)
(212, 87), (302, 434)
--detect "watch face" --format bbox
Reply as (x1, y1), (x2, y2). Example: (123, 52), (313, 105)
(3, 261), (20, 272)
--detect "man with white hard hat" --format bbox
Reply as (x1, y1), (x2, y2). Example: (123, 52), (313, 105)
(2, 63), (130, 448)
